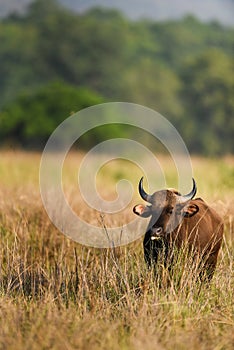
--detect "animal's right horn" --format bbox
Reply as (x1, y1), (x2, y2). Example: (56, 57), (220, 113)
(178, 178), (197, 203)
(138, 177), (152, 203)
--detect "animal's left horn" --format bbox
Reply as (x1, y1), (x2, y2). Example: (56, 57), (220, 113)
(180, 178), (197, 202)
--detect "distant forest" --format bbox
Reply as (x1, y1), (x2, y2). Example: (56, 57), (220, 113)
(0, 0), (233, 155)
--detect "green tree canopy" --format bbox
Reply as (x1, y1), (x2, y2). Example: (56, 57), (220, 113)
(0, 0), (233, 154)
(0, 81), (104, 148)
(180, 49), (234, 155)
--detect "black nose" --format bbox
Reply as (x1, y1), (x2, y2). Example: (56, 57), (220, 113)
(155, 227), (163, 235)
(151, 226), (163, 240)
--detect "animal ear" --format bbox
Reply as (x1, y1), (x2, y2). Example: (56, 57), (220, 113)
(183, 204), (199, 218)
(133, 204), (151, 217)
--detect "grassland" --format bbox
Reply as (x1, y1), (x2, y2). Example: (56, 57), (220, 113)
(0, 151), (233, 350)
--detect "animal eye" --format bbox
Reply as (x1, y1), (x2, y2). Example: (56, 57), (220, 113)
(166, 207), (173, 215)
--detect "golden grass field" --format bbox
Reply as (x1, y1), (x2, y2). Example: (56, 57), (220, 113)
(0, 151), (233, 350)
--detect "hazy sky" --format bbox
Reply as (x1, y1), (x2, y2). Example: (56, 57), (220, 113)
(1, 0), (234, 26)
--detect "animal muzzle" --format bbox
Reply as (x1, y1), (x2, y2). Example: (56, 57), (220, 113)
(151, 226), (163, 240)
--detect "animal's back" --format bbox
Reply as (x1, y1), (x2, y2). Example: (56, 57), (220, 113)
(172, 198), (224, 270)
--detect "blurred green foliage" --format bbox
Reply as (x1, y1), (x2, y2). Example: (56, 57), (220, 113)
(0, 81), (103, 148)
(0, 0), (233, 154)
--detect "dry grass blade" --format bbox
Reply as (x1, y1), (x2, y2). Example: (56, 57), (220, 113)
(0, 151), (233, 350)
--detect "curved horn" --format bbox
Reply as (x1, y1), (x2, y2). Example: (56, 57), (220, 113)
(180, 178), (197, 202)
(138, 177), (152, 202)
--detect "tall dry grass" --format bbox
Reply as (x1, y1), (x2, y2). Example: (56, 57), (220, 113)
(0, 151), (233, 350)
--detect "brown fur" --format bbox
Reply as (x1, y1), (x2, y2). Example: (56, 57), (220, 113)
(133, 191), (224, 280)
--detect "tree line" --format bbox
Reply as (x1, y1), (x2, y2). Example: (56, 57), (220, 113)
(0, 0), (233, 155)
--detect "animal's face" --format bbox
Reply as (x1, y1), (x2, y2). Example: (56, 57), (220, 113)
(133, 178), (199, 240)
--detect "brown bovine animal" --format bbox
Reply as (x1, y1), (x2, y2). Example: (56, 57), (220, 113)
(133, 178), (223, 280)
